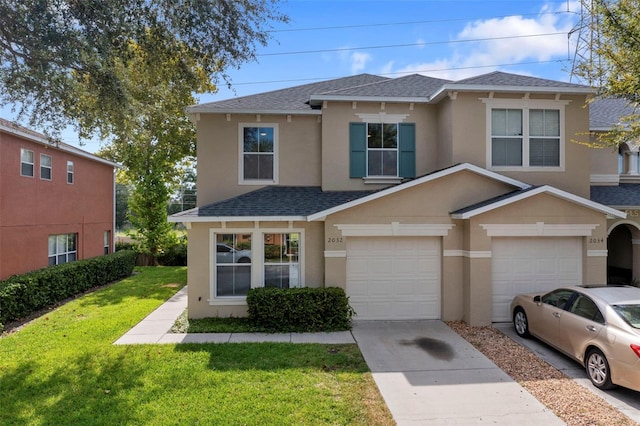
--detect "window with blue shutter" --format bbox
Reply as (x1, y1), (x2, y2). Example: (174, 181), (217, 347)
(349, 122), (415, 179)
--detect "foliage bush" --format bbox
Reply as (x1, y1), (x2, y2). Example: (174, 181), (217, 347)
(157, 236), (187, 266)
(246, 287), (354, 332)
(0, 250), (136, 327)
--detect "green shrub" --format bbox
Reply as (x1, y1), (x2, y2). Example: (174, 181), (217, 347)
(0, 250), (136, 327)
(246, 287), (354, 332)
(115, 241), (137, 252)
(158, 237), (187, 266)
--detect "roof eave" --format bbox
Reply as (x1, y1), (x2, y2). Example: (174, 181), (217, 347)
(186, 107), (321, 116)
(430, 84), (595, 102)
(308, 95), (431, 105)
(168, 214), (308, 223)
(0, 122), (120, 168)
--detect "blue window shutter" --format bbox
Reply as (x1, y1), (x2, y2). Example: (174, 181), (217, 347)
(399, 123), (416, 178)
(349, 122), (367, 178)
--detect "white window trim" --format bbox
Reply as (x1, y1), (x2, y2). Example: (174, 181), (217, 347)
(482, 98), (569, 172)
(208, 228), (304, 305)
(40, 153), (52, 181)
(238, 123), (279, 185)
(20, 148), (34, 177)
(67, 161), (74, 184)
(365, 122), (400, 178)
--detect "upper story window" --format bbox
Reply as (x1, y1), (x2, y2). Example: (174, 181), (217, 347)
(350, 122), (415, 180)
(484, 98), (567, 171)
(21, 148), (34, 177)
(239, 124), (278, 185)
(67, 161), (74, 184)
(40, 154), (52, 180)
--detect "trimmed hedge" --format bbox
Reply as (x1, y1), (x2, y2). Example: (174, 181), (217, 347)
(246, 287), (355, 332)
(0, 250), (136, 327)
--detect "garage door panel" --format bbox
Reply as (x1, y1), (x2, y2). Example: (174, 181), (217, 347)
(492, 237), (582, 322)
(347, 237), (441, 320)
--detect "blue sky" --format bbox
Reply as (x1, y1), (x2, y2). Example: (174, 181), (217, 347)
(4, 0), (585, 152)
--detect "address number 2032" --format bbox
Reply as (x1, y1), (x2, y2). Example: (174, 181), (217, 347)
(327, 237), (343, 243)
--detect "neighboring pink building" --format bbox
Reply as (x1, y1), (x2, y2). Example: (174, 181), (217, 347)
(0, 119), (118, 280)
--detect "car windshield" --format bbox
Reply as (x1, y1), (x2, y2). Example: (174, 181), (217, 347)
(613, 304), (640, 329)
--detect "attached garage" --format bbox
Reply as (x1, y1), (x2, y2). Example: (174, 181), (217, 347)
(346, 236), (441, 320)
(491, 237), (582, 322)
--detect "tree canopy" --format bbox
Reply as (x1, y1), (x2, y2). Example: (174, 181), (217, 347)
(0, 0), (287, 136)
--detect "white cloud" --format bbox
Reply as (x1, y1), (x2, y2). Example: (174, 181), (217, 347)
(384, 2), (579, 81)
(350, 52), (372, 74)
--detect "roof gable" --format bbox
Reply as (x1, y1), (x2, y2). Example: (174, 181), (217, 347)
(307, 163), (530, 221)
(451, 185), (625, 219)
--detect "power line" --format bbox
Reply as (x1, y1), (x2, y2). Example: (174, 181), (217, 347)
(270, 11), (576, 33)
(230, 59), (571, 87)
(257, 32), (568, 57)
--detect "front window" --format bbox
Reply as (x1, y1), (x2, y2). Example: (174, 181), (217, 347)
(240, 124), (277, 184)
(21, 148), (34, 177)
(367, 123), (398, 176)
(215, 234), (252, 297)
(48, 233), (77, 266)
(264, 232), (301, 289)
(486, 99), (564, 170)
(40, 154), (52, 180)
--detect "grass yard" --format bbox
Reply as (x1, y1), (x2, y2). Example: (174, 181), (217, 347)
(0, 267), (393, 425)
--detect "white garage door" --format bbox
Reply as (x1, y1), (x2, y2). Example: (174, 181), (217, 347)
(492, 237), (582, 322)
(346, 237), (441, 320)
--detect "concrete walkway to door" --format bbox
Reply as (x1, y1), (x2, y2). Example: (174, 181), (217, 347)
(351, 320), (564, 425)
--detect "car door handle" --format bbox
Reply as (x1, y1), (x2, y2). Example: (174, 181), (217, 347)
(586, 326), (597, 332)
(553, 312), (561, 318)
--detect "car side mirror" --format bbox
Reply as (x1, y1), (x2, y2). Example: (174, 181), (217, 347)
(533, 295), (541, 304)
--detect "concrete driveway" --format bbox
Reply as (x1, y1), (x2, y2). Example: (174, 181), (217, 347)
(351, 320), (563, 425)
(495, 323), (640, 424)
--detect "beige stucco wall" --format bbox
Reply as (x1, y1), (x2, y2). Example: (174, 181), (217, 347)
(440, 93), (593, 198)
(320, 101), (438, 191)
(464, 193), (609, 325)
(195, 113), (322, 206)
(186, 220), (324, 319)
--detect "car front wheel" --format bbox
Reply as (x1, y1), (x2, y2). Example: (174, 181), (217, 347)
(586, 348), (615, 390)
(513, 307), (530, 338)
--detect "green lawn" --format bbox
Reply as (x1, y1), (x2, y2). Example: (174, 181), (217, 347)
(0, 267), (393, 425)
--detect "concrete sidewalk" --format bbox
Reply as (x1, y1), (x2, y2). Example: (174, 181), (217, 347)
(113, 286), (355, 345)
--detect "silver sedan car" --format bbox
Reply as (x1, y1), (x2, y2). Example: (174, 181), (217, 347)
(510, 285), (640, 393)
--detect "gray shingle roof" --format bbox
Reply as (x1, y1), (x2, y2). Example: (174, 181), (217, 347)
(316, 74), (452, 98)
(453, 71), (590, 89)
(189, 71), (593, 114)
(188, 74), (389, 113)
(590, 184), (640, 207)
(589, 98), (636, 130)
(450, 186), (539, 215)
(173, 186), (377, 218)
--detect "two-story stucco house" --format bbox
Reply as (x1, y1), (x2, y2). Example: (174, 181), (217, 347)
(170, 72), (626, 326)
(0, 119), (118, 280)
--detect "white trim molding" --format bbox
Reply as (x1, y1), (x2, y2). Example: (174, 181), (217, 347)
(324, 250), (347, 258)
(480, 222), (599, 237)
(443, 250), (492, 258)
(356, 112), (410, 123)
(335, 222), (454, 237)
(590, 174), (620, 185)
(587, 250), (608, 257)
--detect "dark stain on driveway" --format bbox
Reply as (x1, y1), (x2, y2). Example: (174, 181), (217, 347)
(400, 337), (455, 361)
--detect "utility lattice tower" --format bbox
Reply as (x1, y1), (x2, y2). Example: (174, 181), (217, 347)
(569, 0), (605, 87)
